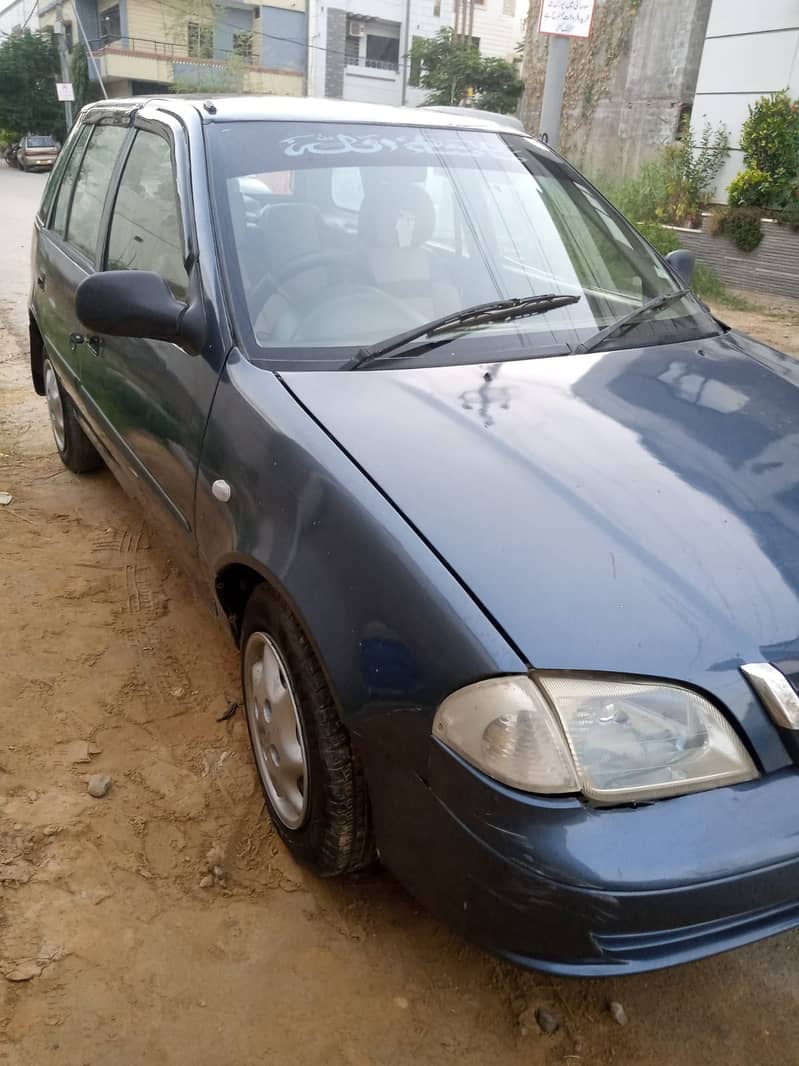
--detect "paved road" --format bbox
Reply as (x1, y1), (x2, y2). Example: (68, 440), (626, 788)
(2, 157), (799, 1066)
(0, 165), (46, 326)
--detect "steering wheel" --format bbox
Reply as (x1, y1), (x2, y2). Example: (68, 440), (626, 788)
(285, 286), (430, 345)
(248, 249), (376, 325)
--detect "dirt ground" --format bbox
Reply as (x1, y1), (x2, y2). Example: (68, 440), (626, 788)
(2, 166), (799, 1066)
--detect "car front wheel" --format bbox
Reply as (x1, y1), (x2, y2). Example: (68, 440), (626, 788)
(241, 583), (375, 877)
(43, 357), (102, 474)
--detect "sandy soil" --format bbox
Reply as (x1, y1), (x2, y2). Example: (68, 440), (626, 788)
(2, 166), (799, 1065)
(713, 291), (799, 359)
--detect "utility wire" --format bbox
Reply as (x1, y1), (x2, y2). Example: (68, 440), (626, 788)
(20, 0), (39, 30)
(154, 0), (397, 64)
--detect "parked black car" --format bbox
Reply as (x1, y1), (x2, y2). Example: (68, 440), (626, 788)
(29, 96), (799, 975)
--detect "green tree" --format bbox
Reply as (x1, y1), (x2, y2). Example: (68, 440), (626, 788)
(0, 30), (65, 141)
(409, 29), (522, 115)
(69, 44), (103, 115)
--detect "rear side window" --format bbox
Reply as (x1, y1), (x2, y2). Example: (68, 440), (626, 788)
(105, 129), (188, 299)
(65, 123), (128, 261)
(50, 124), (92, 236)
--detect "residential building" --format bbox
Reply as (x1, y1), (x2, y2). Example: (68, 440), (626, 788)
(37, 0), (307, 98)
(0, 0), (38, 38)
(691, 0), (799, 199)
(307, 0), (524, 108)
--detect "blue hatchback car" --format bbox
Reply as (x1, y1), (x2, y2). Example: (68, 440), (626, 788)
(29, 95), (799, 975)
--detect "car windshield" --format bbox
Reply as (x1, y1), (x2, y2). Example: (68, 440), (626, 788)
(27, 135), (56, 148)
(208, 121), (718, 368)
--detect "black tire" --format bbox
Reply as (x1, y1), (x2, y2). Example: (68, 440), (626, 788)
(43, 357), (103, 474)
(241, 583), (375, 877)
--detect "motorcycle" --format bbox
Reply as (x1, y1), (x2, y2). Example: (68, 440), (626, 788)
(4, 143), (20, 168)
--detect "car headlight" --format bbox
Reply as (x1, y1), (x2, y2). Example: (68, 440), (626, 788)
(433, 674), (757, 804)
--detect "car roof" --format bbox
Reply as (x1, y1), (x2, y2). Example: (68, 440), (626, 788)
(79, 94), (529, 134)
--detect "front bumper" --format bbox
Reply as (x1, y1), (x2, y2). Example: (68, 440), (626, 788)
(368, 742), (799, 975)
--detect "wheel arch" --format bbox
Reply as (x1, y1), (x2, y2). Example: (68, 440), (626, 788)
(214, 554), (352, 732)
(29, 313), (45, 396)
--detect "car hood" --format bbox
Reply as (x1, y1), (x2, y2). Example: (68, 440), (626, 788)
(282, 332), (799, 763)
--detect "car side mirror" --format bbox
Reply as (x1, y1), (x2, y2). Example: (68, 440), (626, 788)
(665, 249), (695, 288)
(75, 270), (206, 355)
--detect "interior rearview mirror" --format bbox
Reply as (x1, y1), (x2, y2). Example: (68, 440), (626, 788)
(75, 270), (205, 354)
(665, 249), (696, 288)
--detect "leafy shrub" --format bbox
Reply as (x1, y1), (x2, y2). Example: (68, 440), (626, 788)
(727, 167), (774, 208)
(776, 198), (799, 232)
(716, 207), (764, 252)
(0, 127), (19, 149)
(597, 123), (729, 227)
(739, 91), (799, 206)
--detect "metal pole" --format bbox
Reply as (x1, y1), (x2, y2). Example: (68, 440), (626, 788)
(55, 3), (73, 129)
(73, 1), (108, 99)
(400, 0), (411, 105)
(539, 33), (570, 150)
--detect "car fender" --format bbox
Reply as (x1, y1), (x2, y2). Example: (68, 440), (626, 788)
(195, 350), (526, 780)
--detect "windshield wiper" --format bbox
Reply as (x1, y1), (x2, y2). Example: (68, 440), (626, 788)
(346, 293), (581, 370)
(574, 289), (691, 354)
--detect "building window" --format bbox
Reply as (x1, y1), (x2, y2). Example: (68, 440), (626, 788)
(64, 21), (73, 50)
(100, 4), (121, 42)
(433, 0), (441, 14)
(188, 22), (214, 59)
(365, 29), (400, 70)
(233, 31), (253, 61)
(502, 0), (515, 15)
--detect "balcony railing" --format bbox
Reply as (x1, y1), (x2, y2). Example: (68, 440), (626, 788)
(87, 35), (256, 65)
(345, 53), (399, 73)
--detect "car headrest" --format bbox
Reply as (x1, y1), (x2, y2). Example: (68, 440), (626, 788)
(259, 202), (324, 258)
(357, 183), (436, 249)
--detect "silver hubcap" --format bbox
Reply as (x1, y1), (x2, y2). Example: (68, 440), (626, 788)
(243, 632), (309, 830)
(44, 360), (66, 453)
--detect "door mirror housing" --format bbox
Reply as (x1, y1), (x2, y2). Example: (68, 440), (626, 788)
(75, 270), (206, 354)
(665, 249), (695, 288)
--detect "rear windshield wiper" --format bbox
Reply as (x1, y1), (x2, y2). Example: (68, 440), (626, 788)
(574, 289), (690, 354)
(346, 293), (581, 370)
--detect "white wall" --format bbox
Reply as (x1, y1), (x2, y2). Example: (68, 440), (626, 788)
(0, 0), (38, 37)
(342, 66), (401, 103)
(692, 0), (799, 200)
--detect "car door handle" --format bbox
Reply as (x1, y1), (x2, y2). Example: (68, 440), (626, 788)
(87, 335), (103, 356)
(69, 332), (84, 352)
(36, 273), (46, 290)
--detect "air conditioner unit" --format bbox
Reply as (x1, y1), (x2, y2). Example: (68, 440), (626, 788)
(347, 19), (367, 37)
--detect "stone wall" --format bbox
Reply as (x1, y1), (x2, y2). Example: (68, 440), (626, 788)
(672, 217), (799, 300)
(519, 0), (712, 179)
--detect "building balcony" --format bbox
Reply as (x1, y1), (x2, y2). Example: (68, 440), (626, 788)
(86, 34), (304, 94)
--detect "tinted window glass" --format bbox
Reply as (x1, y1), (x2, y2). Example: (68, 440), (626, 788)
(27, 135), (56, 148)
(51, 125), (92, 237)
(42, 124), (87, 226)
(106, 130), (187, 299)
(66, 124), (128, 261)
